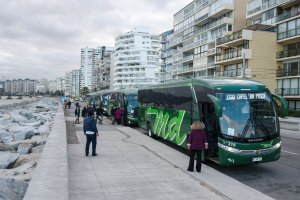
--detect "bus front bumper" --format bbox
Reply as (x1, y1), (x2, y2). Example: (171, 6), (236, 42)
(218, 142), (281, 166)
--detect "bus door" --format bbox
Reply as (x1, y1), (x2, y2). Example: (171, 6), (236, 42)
(202, 102), (218, 158)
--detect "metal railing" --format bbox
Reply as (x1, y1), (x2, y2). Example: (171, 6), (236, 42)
(275, 88), (300, 96)
(277, 48), (300, 59)
(216, 30), (242, 45)
(278, 27), (300, 40)
(216, 49), (242, 62)
(276, 69), (300, 77)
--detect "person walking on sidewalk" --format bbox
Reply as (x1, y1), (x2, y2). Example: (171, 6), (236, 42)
(81, 106), (87, 118)
(74, 106), (81, 124)
(83, 110), (99, 156)
(187, 121), (208, 173)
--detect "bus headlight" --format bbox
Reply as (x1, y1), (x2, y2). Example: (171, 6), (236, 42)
(218, 143), (240, 154)
(273, 142), (281, 149)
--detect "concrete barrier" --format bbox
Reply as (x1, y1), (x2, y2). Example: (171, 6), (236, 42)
(23, 104), (68, 200)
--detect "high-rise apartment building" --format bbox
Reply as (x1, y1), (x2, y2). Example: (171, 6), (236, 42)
(167, 0), (247, 80)
(159, 30), (174, 83)
(4, 79), (36, 95)
(113, 27), (160, 90)
(80, 46), (114, 91)
(65, 72), (72, 97)
(96, 50), (114, 90)
(246, 0), (300, 110)
(56, 77), (65, 94)
(71, 69), (81, 97)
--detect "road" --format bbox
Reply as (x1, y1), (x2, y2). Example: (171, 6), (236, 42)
(134, 127), (300, 200)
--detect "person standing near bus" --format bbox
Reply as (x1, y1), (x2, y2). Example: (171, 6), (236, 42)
(187, 121), (208, 173)
(83, 110), (98, 156)
(114, 107), (123, 125)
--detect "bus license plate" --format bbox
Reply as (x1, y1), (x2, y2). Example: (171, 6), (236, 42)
(253, 157), (262, 162)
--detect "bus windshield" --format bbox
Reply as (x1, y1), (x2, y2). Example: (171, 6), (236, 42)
(216, 92), (278, 142)
(127, 95), (138, 115)
(102, 94), (110, 106)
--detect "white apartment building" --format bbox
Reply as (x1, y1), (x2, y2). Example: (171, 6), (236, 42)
(71, 69), (80, 97)
(4, 79), (36, 95)
(80, 46), (114, 91)
(56, 77), (65, 94)
(246, 0), (300, 110)
(167, 0), (247, 80)
(65, 72), (72, 97)
(48, 80), (57, 93)
(113, 27), (160, 90)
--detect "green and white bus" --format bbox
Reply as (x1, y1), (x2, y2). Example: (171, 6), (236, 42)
(87, 89), (139, 126)
(137, 78), (288, 166)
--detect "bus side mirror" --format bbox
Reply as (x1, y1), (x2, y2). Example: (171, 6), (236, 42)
(207, 94), (222, 117)
(272, 94), (288, 117)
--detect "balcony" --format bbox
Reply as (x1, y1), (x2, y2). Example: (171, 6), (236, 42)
(215, 49), (252, 65)
(276, 48), (300, 60)
(277, 27), (300, 42)
(168, 37), (183, 48)
(276, 68), (300, 77)
(182, 43), (194, 52)
(182, 55), (194, 63)
(275, 88), (300, 96)
(216, 30), (243, 46)
(277, 9), (300, 23)
(209, 3), (234, 19)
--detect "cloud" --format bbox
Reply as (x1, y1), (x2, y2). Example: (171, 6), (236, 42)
(0, 0), (192, 80)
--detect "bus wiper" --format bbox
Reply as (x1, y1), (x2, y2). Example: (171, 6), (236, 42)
(240, 118), (250, 139)
(253, 116), (270, 137)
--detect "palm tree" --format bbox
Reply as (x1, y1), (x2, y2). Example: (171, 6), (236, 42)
(81, 87), (89, 98)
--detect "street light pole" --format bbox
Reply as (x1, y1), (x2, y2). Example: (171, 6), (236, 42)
(242, 51), (245, 78)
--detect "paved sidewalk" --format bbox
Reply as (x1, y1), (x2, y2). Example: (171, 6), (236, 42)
(66, 112), (274, 200)
(67, 116), (224, 200)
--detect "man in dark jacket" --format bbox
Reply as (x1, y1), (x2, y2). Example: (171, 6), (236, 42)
(83, 110), (98, 156)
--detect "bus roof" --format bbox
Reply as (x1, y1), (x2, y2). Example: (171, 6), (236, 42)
(88, 89), (137, 96)
(139, 78), (268, 92)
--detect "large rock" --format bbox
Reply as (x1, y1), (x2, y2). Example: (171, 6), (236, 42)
(0, 143), (15, 152)
(33, 114), (48, 124)
(17, 144), (32, 155)
(0, 178), (28, 200)
(18, 110), (34, 119)
(0, 161), (36, 177)
(0, 152), (19, 169)
(0, 131), (13, 144)
(37, 124), (51, 135)
(13, 153), (40, 168)
(8, 139), (37, 150)
(10, 126), (35, 141)
(18, 120), (42, 127)
(31, 145), (44, 153)
(30, 135), (47, 145)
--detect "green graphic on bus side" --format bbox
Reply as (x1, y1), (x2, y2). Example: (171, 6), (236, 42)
(146, 108), (187, 145)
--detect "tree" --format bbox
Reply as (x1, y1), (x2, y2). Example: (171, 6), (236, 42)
(81, 87), (89, 97)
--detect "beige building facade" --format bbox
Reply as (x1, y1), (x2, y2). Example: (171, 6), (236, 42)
(216, 28), (279, 93)
(167, 0), (248, 80)
(246, 0), (300, 110)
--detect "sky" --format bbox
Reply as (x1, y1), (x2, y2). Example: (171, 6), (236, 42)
(0, 0), (192, 81)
